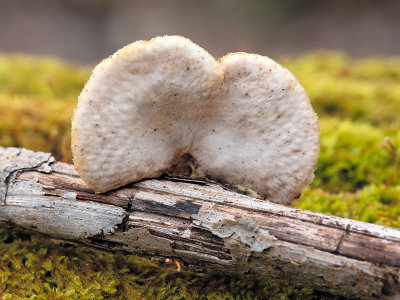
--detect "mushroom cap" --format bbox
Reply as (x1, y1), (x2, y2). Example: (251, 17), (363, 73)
(72, 35), (320, 205)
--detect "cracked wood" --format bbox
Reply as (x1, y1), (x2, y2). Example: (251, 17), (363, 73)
(0, 146), (400, 299)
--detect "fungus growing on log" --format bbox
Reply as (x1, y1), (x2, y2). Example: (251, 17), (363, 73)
(71, 35), (319, 205)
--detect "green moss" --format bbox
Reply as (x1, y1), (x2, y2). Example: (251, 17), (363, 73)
(285, 52), (400, 128)
(0, 228), (336, 299)
(296, 184), (400, 228)
(313, 118), (400, 191)
(0, 95), (74, 162)
(0, 55), (89, 98)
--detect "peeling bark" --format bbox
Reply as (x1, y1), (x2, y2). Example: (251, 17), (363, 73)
(0, 146), (399, 299)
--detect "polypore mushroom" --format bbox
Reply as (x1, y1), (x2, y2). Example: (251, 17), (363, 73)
(71, 35), (319, 205)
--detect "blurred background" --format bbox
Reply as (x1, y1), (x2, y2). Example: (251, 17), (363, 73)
(1, 0), (400, 63)
(1, 1), (400, 298)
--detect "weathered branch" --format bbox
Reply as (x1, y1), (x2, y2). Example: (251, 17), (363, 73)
(1, 146), (399, 299)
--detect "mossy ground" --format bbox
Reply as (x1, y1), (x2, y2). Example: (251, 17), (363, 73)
(0, 53), (399, 298)
(0, 228), (327, 300)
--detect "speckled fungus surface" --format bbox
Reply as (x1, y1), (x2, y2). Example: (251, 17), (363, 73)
(72, 35), (319, 205)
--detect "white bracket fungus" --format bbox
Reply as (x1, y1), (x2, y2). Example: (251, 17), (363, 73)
(72, 36), (319, 205)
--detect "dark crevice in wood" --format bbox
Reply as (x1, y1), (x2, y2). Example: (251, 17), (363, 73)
(119, 214), (130, 232)
(335, 224), (351, 254)
(86, 237), (126, 249)
(172, 242), (232, 260)
(190, 226), (226, 247)
(130, 198), (201, 219)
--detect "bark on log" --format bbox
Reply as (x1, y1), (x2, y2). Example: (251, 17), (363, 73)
(0, 146), (400, 299)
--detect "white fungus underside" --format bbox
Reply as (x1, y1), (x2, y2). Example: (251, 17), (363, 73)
(72, 36), (320, 205)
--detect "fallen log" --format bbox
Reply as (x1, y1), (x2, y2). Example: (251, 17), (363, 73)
(0, 146), (399, 299)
